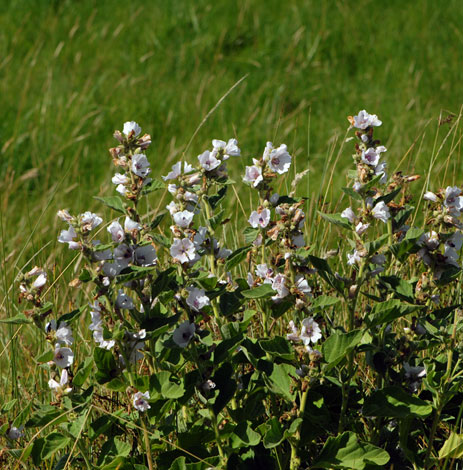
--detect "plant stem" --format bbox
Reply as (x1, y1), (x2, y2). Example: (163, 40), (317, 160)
(141, 416), (154, 470)
(290, 383), (310, 470)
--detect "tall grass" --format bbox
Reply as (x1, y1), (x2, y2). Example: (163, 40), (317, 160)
(1, 0), (463, 420)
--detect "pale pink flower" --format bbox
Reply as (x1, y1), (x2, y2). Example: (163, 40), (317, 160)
(198, 150), (221, 171)
(170, 238), (196, 264)
(353, 110), (382, 129)
(173, 321), (195, 348)
(133, 391), (150, 412)
(107, 221), (125, 243)
(123, 121), (141, 137)
(248, 209), (271, 228)
(186, 287), (210, 311)
(131, 154), (151, 178)
(48, 369), (72, 395)
(173, 210), (194, 228)
(53, 347), (74, 368)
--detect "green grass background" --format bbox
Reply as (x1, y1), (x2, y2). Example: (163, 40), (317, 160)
(1, 0), (463, 308)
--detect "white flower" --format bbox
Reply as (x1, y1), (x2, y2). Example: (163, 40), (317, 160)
(48, 369), (72, 395)
(173, 210), (194, 228)
(248, 209), (271, 228)
(166, 201), (178, 215)
(116, 289), (134, 309)
(212, 138), (241, 159)
(287, 320), (300, 342)
(361, 146), (386, 166)
(80, 212), (103, 231)
(201, 380), (216, 392)
(420, 231), (439, 251)
(355, 222), (370, 235)
(170, 238), (197, 264)
(123, 121), (141, 137)
(135, 245), (157, 266)
(272, 273), (289, 299)
(347, 250), (362, 266)
(112, 173), (128, 185)
(107, 221), (125, 243)
(58, 225), (80, 250)
(7, 426), (24, 440)
(131, 154), (151, 178)
(186, 287), (210, 311)
(57, 209), (73, 222)
(46, 320), (74, 346)
(295, 275), (312, 296)
(32, 272), (47, 290)
(444, 186), (463, 217)
(353, 181), (362, 192)
(341, 207), (356, 224)
(89, 303), (115, 350)
(173, 321), (195, 347)
(198, 150), (221, 171)
(133, 391), (150, 412)
(255, 264), (274, 283)
(374, 161), (388, 184)
(444, 231), (463, 266)
(114, 243), (134, 268)
(300, 317), (322, 345)
(371, 201), (390, 223)
(53, 347), (74, 368)
(403, 362), (426, 393)
(267, 144), (292, 174)
(353, 110), (382, 129)
(124, 216), (141, 231)
(423, 191), (438, 202)
(243, 163), (263, 187)
(162, 161), (194, 181)
(116, 184), (128, 196)
(292, 234), (305, 248)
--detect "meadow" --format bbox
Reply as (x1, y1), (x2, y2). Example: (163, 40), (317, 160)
(2, 1), (463, 469)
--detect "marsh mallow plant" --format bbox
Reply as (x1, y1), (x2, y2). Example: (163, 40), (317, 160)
(5, 111), (463, 469)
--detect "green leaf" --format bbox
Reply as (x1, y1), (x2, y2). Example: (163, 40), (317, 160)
(94, 348), (118, 384)
(377, 186), (402, 205)
(150, 371), (184, 399)
(212, 362), (236, 414)
(378, 275), (415, 302)
(342, 187), (362, 201)
(312, 431), (390, 469)
(363, 386), (433, 418)
(241, 283), (275, 299)
(73, 357), (93, 387)
(265, 363), (295, 401)
(322, 330), (364, 368)
(35, 349), (54, 363)
(364, 233), (389, 255)
(311, 295), (341, 310)
(318, 211), (352, 230)
(150, 212), (165, 229)
(231, 421), (261, 449)
(1, 399), (17, 412)
(59, 305), (87, 324)
(243, 227), (259, 243)
(262, 417), (284, 449)
(368, 299), (422, 328)
(308, 255), (344, 294)
(0, 313), (32, 324)
(94, 196), (125, 213)
(26, 405), (68, 428)
(259, 336), (294, 360)
(169, 457), (186, 470)
(41, 432), (71, 460)
(225, 245), (251, 271)
(210, 209), (225, 231)
(208, 185), (227, 209)
(438, 432), (463, 460)
(141, 178), (165, 194)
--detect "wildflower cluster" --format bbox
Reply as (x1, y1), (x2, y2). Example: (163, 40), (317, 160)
(8, 113), (463, 470)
